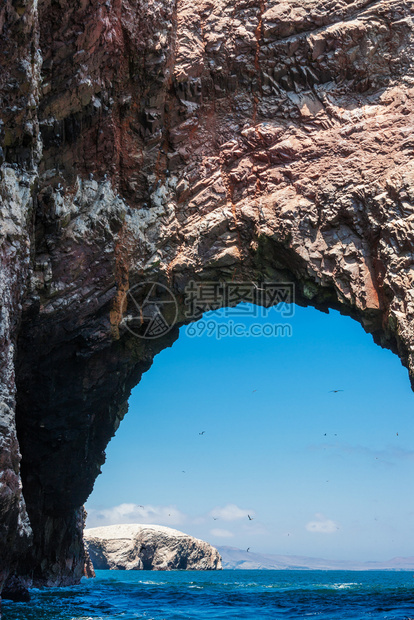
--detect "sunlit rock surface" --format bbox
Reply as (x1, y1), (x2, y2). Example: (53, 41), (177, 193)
(85, 524), (222, 571)
(1, 0), (414, 600)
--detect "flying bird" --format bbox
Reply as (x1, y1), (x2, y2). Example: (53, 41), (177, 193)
(246, 547), (250, 552)
(248, 515), (254, 521)
(329, 390), (344, 393)
(199, 431), (206, 435)
(213, 517), (218, 521)
(252, 283), (265, 292)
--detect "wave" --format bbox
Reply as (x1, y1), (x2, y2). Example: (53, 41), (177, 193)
(317, 582), (361, 590)
(4, 570), (414, 620)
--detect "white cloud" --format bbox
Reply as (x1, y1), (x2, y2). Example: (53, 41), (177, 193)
(210, 528), (234, 538)
(306, 513), (339, 534)
(86, 502), (255, 532)
(86, 503), (186, 528)
(209, 504), (254, 522)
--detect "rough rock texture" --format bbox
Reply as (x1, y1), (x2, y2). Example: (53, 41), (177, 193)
(0, 0), (41, 597)
(85, 524), (222, 570)
(1, 0), (414, 601)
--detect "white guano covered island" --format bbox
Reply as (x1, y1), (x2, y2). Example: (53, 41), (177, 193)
(84, 524), (222, 571)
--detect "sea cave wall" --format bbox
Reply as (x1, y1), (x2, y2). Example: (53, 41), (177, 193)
(0, 0), (414, 601)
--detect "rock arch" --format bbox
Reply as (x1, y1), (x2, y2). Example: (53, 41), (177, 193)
(1, 0), (414, 598)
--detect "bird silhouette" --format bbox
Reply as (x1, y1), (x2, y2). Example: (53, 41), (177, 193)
(246, 547), (250, 552)
(199, 431), (206, 435)
(248, 515), (254, 521)
(329, 390), (344, 393)
(252, 283), (265, 292)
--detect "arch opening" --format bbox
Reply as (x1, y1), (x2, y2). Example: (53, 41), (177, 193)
(86, 303), (414, 566)
(11, 260), (414, 589)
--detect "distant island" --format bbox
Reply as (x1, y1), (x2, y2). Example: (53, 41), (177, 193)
(84, 526), (414, 573)
(217, 547), (414, 571)
(85, 524), (222, 571)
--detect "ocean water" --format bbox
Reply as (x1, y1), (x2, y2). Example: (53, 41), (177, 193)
(2, 570), (414, 620)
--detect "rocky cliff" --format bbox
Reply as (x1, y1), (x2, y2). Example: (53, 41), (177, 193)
(0, 0), (414, 603)
(85, 524), (222, 570)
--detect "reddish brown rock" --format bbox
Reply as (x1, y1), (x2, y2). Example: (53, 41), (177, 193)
(0, 0), (414, 600)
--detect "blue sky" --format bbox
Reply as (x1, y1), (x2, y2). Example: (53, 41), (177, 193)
(85, 304), (414, 562)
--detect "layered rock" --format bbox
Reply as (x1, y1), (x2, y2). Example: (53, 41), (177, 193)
(85, 524), (222, 571)
(0, 0), (41, 595)
(0, 0), (413, 601)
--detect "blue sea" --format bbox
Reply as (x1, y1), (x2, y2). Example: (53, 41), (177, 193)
(3, 570), (414, 620)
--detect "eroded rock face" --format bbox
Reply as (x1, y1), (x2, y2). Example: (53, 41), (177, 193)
(85, 524), (222, 570)
(1, 0), (414, 598)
